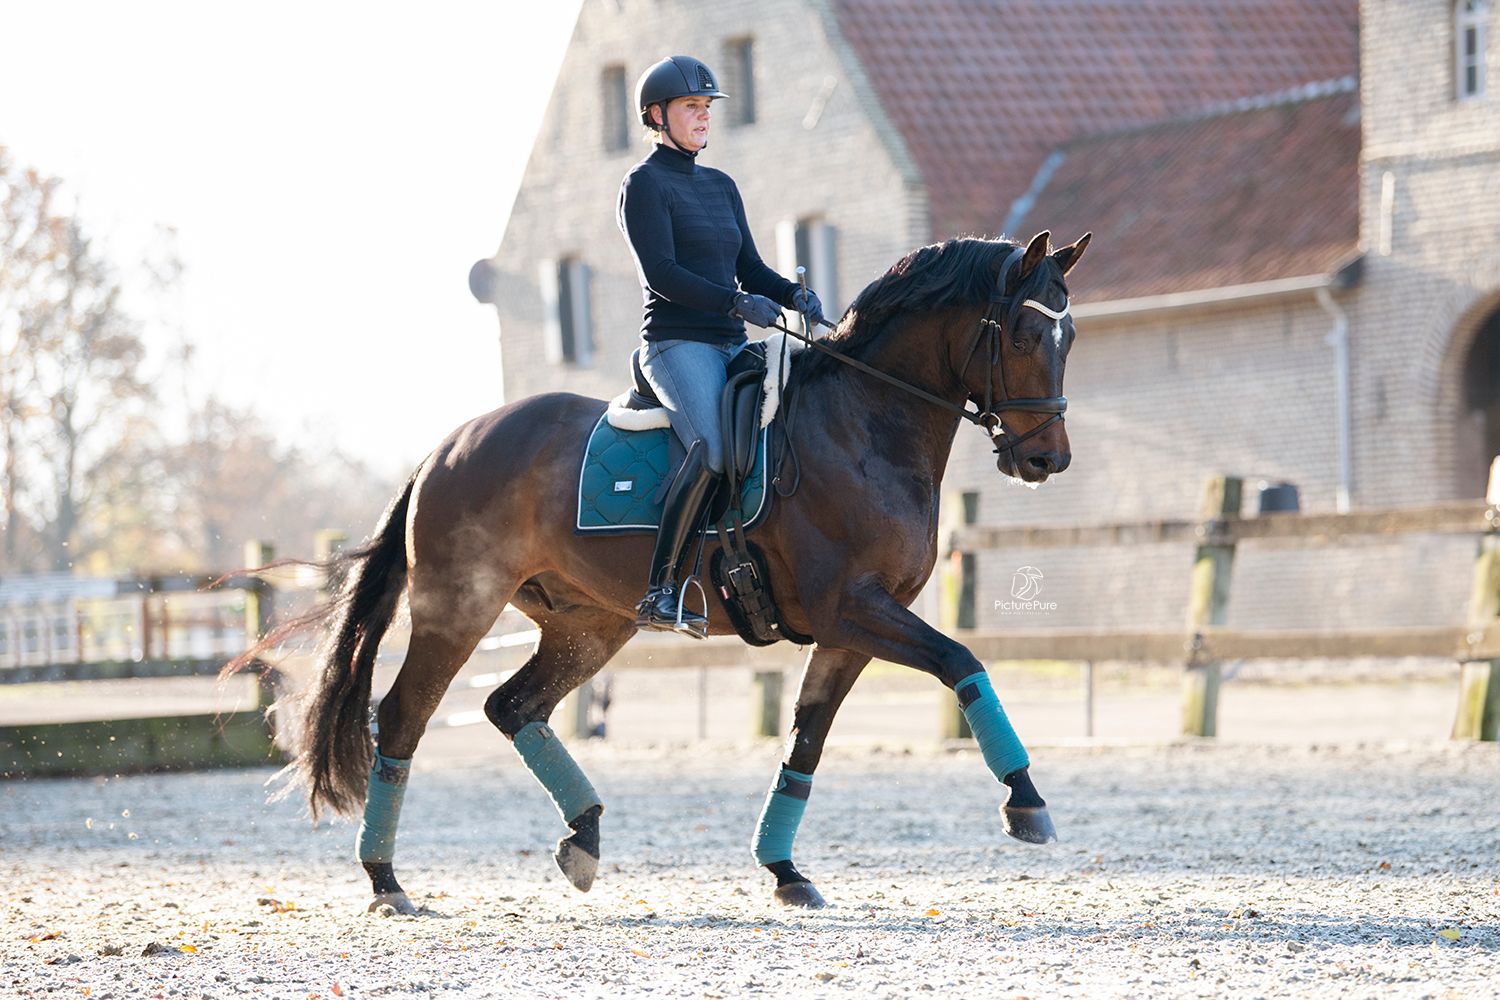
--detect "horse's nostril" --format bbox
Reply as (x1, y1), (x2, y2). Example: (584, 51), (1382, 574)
(1026, 455), (1055, 474)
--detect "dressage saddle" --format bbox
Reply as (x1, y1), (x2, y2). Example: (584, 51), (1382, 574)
(624, 342), (768, 517)
(619, 342), (810, 646)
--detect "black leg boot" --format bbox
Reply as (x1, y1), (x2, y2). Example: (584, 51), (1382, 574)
(635, 442), (718, 634)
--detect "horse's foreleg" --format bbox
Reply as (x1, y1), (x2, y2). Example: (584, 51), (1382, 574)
(753, 646), (868, 908)
(815, 581), (1056, 844)
(483, 607), (636, 893)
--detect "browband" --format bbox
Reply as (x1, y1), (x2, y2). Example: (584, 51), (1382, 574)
(1021, 298), (1070, 321)
(995, 245), (1069, 321)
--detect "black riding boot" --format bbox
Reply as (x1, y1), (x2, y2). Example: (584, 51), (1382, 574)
(635, 442), (718, 635)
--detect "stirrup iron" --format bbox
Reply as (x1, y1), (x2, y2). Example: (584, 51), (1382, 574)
(673, 575), (709, 639)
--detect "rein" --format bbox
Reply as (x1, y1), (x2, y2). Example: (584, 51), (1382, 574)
(768, 245), (1069, 458)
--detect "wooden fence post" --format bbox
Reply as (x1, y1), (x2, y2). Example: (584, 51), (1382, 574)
(314, 529), (348, 600)
(1182, 476), (1242, 737)
(1453, 457), (1500, 741)
(556, 682), (595, 741)
(939, 490), (979, 739)
(751, 670), (784, 738)
(243, 541), (276, 709)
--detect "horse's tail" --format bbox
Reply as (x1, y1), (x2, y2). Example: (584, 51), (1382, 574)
(223, 470), (417, 820)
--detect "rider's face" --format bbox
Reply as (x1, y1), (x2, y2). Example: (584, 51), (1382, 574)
(659, 96), (712, 152)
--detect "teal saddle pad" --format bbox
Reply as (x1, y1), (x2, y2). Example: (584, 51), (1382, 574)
(576, 415), (769, 533)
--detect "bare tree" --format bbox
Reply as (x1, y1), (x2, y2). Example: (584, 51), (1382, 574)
(0, 147), (62, 568)
(2, 149), (392, 576)
(161, 395), (397, 570)
(0, 149), (151, 571)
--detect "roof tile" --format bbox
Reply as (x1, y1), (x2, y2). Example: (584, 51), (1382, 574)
(831, 0), (1359, 239)
(1013, 88), (1361, 301)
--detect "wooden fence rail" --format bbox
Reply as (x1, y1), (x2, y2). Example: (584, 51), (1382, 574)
(8, 455), (1500, 777)
(0, 542), (281, 778)
(951, 499), (1496, 550)
(944, 458), (1500, 742)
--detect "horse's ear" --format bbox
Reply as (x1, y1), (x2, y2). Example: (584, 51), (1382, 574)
(1053, 233), (1091, 277)
(1020, 230), (1051, 277)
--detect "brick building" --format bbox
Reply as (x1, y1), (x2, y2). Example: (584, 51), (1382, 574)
(472, 0), (1498, 632)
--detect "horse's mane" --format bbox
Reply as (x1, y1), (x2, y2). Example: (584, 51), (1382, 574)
(791, 236), (1046, 387)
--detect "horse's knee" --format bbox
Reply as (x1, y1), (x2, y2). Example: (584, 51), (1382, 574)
(938, 653), (986, 692)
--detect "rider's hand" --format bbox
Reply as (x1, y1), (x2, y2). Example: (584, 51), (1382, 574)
(791, 288), (825, 329)
(729, 292), (781, 329)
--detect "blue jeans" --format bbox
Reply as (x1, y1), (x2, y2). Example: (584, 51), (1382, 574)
(640, 338), (747, 473)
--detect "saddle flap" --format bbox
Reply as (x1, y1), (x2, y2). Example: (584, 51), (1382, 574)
(720, 369), (765, 497)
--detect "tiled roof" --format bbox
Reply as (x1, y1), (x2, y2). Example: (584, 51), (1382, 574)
(829, 0), (1359, 240)
(1012, 84), (1361, 302)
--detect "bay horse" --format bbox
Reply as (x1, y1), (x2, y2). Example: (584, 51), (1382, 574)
(232, 229), (1089, 914)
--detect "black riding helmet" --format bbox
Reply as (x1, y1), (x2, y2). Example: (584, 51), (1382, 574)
(635, 56), (728, 152)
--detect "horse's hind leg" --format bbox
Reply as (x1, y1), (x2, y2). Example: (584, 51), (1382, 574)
(753, 646), (868, 908)
(359, 578), (513, 915)
(483, 603), (637, 893)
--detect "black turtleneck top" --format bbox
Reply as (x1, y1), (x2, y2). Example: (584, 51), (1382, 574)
(617, 144), (798, 344)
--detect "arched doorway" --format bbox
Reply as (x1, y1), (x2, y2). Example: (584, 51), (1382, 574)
(1457, 305), (1500, 497)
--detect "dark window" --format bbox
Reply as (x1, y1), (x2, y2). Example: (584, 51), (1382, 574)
(1456, 0), (1488, 100)
(722, 38), (756, 126)
(539, 257), (594, 366)
(778, 217), (840, 316)
(602, 64), (630, 151)
(1459, 307), (1500, 496)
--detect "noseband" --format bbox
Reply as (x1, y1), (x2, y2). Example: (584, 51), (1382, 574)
(961, 245), (1069, 459)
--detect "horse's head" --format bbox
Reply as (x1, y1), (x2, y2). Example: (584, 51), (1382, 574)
(963, 230), (1090, 484)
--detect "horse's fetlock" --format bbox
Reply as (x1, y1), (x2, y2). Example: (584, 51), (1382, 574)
(1003, 766), (1045, 808)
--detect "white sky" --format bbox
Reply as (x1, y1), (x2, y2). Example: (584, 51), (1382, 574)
(0, 1), (582, 476)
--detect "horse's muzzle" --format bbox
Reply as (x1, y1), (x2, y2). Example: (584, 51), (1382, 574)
(999, 448), (1070, 483)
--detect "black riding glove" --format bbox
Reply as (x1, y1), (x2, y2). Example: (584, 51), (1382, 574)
(791, 288), (825, 328)
(729, 292), (781, 329)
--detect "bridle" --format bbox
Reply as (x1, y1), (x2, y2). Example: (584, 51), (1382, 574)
(959, 244), (1070, 460)
(769, 243), (1069, 460)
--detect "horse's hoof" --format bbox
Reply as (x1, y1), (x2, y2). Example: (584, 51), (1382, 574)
(773, 881), (827, 908)
(554, 838), (598, 893)
(1001, 804), (1058, 844)
(366, 891), (417, 915)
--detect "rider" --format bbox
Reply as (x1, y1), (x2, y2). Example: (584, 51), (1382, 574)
(619, 55), (824, 635)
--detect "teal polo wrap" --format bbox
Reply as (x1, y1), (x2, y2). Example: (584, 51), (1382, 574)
(356, 750), (411, 864)
(957, 670), (1030, 779)
(751, 766), (813, 865)
(512, 721), (602, 823)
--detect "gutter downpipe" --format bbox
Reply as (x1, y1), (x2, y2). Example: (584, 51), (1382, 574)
(1316, 286), (1353, 513)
